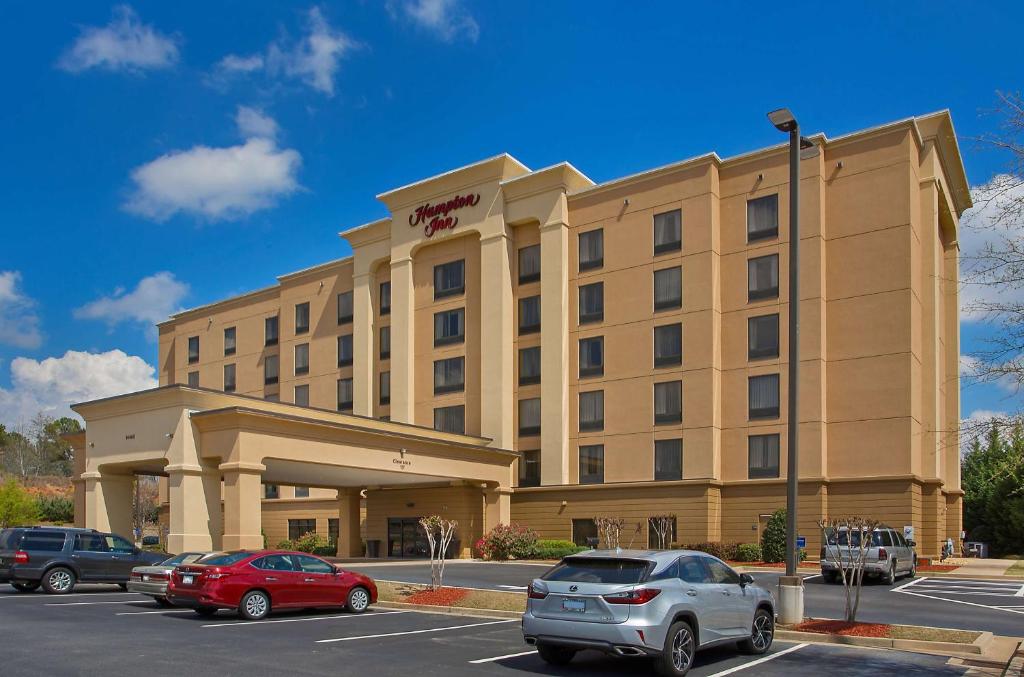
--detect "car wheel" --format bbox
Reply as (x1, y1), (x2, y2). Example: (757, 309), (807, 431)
(42, 567), (76, 594)
(656, 620), (696, 676)
(118, 583), (128, 591)
(346, 586), (370, 614)
(194, 606), (218, 617)
(536, 643), (576, 666)
(739, 608), (774, 655)
(11, 582), (40, 593)
(239, 590), (271, 621)
(155, 597), (174, 608)
(883, 562), (896, 586)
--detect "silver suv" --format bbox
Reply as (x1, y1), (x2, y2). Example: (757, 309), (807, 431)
(819, 525), (918, 585)
(522, 550), (775, 676)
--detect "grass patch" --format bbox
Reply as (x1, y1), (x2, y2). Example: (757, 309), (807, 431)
(376, 580), (526, 613)
(888, 625), (981, 643)
(1006, 560), (1024, 576)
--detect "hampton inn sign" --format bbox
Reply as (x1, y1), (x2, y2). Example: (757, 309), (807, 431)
(409, 192), (481, 237)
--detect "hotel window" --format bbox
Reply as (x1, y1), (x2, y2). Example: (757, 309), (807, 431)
(748, 434), (781, 478)
(434, 405), (465, 434)
(337, 291), (353, 325)
(379, 281), (391, 316)
(434, 356), (465, 394)
(748, 254), (779, 301)
(578, 282), (604, 324)
(518, 244), (540, 284)
(328, 518), (339, 543)
(337, 378), (353, 411)
(578, 390), (604, 432)
(749, 374), (780, 419)
(288, 519), (317, 541)
(653, 209), (682, 254)
(579, 336), (604, 378)
(747, 194), (779, 242)
(379, 371), (390, 405)
(295, 302), (310, 334)
(434, 308), (465, 346)
(187, 371), (199, 388)
(264, 354), (279, 385)
(337, 334), (353, 367)
(265, 315), (279, 346)
(379, 326), (391, 360)
(294, 487), (309, 498)
(654, 323), (682, 367)
(264, 484), (279, 499)
(519, 296), (541, 335)
(519, 346), (541, 385)
(294, 385), (309, 407)
(654, 381), (682, 424)
(579, 229), (603, 271)
(519, 398), (541, 436)
(579, 445), (604, 485)
(434, 259), (465, 299)
(223, 364), (236, 393)
(654, 267), (682, 311)
(224, 327), (236, 356)
(519, 450), (540, 488)
(572, 518), (599, 547)
(295, 343), (309, 375)
(655, 439), (682, 481)
(187, 336), (199, 364)
(748, 314), (780, 359)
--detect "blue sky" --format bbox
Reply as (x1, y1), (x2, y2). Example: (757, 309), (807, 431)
(0, 1), (1021, 428)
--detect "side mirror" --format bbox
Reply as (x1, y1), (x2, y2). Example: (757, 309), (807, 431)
(908, 541), (916, 548)
(739, 573), (754, 586)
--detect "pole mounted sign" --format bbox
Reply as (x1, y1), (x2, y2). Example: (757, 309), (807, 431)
(409, 192), (481, 237)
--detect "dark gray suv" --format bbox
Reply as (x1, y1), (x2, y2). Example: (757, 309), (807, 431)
(0, 526), (166, 594)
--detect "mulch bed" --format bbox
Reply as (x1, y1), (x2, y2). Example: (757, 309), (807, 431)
(917, 564), (960, 572)
(793, 619), (891, 638)
(403, 586), (470, 606)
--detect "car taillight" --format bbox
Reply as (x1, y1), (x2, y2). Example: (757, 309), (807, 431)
(878, 548), (888, 561)
(14, 551), (29, 564)
(527, 584), (547, 600)
(131, 572), (142, 580)
(602, 588), (661, 605)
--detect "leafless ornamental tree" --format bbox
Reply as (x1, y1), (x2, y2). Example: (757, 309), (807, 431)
(818, 517), (881, 622)
(648, 514), (676, 549)
(594, 516), (625, 549)
(420, 516), (457, 590)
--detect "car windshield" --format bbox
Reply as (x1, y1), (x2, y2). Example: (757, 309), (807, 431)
(161, 552), (206, 566)
(196, 552), (250, 566)
(543, 558), (650, 584)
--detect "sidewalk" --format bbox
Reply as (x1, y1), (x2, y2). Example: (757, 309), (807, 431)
(942, 558), (1023, 578)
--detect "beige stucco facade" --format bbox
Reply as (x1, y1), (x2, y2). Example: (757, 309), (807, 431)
(73, 110), (969, 559)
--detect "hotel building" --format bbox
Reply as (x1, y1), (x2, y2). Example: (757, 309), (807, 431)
(70, 110), (969, 559)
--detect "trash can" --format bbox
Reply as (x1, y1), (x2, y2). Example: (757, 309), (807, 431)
(366, 539), (381, 558)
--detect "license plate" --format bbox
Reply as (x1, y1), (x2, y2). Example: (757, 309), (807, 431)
(182, 575), (194, 585)
(561, 598), (586, 613)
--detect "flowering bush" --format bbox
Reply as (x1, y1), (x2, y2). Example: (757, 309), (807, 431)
(474, 523), (538, 561)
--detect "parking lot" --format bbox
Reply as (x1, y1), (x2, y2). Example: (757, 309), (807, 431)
(0, 582), (1005, 676)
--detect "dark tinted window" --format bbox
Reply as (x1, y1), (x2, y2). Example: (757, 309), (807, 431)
(434, 308), (465, 346)
(295, 302), (310, 334)
(571, 519), (598, 547)
(578, 282), (603, 324)
(434, 357), (465, 394)
(518, 398), (541, 436)
(0, 529), (25, 550)
(162, 552), (205, 566)
(20, 531), (66, 552)
(519, 449), (540, 487)
(519, 296), (541, 334)
(434, 405), (465, 434)
(703, 557), (740, 584)
(747, 194), (779, 241)
(749, 374), (780, 419)
(108, 535), (134, 553)
(654, 439), (682, 480)
(678, 556), (711, 584)
(252, 554), (298, 571)
(578, 391), (604, 432)
(379, 282), (391, 315)
(519, 245), (541, 284)
(654, 324), (682, 367)
(748, 434), (780, 478)
(337, 292), (353, 324)
(654, 381), (682, 424)
(296, 555), (334, 574)
(579, 229), (603, 270)
(543, 558), (650, 585)
(188, 336), (199, 363)
(338, 334), (353, 366)
(200, 552), (252, 566)
(434, 260), (465, 299)
(748, 254), (779, 300)
(654, 209), (682, 254)
(265, 315), (279, 345)
(654, 267), (682, 310)
(748, 314), (780, 359)
(579, 444), (604, 484)
(519, 346), (541, 385)
(649, 559), (679, 581)
(75, 533), (109, 552)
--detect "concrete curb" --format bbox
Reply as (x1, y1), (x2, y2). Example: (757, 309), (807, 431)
(1003, 640), (1024, 677)
(774, 629), (991, 656)
(376, 600), (522, 620)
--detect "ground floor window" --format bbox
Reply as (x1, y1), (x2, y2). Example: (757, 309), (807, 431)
(328, 518), (339, 543)
(387, 517), (428, 558)
(648, 516), (677, 548)
(264, 484), (279, 499)
(294, 487), (309, 498)
(571, 518), (598, 547)
(288, 519), (317, 541)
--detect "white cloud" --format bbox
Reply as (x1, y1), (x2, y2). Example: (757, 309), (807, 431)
(390, 0), (480, 43)
(235, 106), (279, 140)
(0, 271), (43, 350)
(57, 5), (179, 73)
(74, 272), (188, 337)
(0, 350), (157, 427)
(124, 134), (301, 221)
(959, 174), (1024, 322)
(212, 7), (356, 96)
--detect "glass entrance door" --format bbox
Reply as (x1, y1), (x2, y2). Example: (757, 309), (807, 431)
(387, 517), (429, 558)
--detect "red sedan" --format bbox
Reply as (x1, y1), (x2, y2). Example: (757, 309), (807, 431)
(166, 550), (377, 620)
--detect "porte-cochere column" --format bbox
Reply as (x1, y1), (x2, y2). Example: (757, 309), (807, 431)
(220, 462), (265, 550)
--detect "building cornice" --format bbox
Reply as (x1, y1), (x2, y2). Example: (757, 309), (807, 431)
(376, 153), (530, 211)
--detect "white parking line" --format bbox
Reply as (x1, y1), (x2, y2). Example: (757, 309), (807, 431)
(707, 643), (809, 676)
(202, 609), (409, 628)
(46, 600), (151, 607)
(316, 619), (517, 643)
(890, 576), (926, 593)
(897, 589), (1024, 616)
(116, 609), (196, 615)
(913, 587), (1022, 596)
(802, 574), (822, 581)
(1016, 585), (1024, 598)
(468, 650), (537, 664)
(0, 592), (143, 601)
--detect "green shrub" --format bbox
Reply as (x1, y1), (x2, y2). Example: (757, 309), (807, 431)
(290, 531), (336, 556)
(761, 509), (787, 563)
(474, 523), (538, 560)
(36, 495), (74, 523)
(679, 542), (741, 561)
(736, 543), (763, 562)
(0, 479), (40, 529)
(276, 539), (294, 550)
(532, 539), (586, 560)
